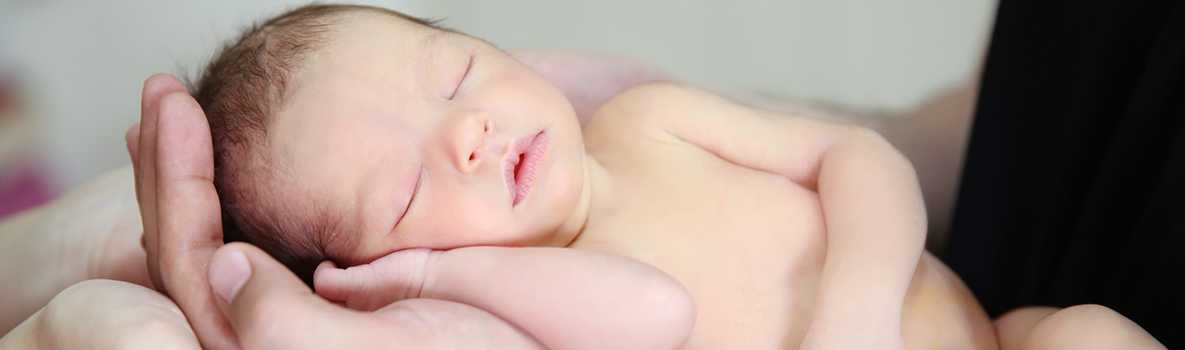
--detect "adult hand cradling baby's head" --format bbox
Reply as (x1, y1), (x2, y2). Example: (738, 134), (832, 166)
(133, 73), (357, 349)
(131, 73), (238, 349)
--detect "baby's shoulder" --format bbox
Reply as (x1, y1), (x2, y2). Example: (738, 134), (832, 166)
(582, 82), (721, 146)
(591, 82), (709, 122)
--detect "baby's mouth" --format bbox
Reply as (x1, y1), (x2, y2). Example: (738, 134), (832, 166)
(503, 130), (548, 206)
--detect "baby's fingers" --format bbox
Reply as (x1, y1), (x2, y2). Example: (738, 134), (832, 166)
(314, 249), (436, 310)
(312, 261), (369, 305)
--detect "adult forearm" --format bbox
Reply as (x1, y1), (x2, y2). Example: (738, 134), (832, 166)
(0, 167), (147, 333)
(0, 207), (79, 334)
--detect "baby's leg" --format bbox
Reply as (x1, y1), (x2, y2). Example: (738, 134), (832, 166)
(994, 304), (1165, 350)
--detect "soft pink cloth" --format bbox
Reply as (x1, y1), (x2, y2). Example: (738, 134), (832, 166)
(0, 160), (55, 219)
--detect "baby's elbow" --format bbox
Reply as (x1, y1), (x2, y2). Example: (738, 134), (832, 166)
(635, 273), (696, 349)
(839, 126), (921, 186)
(844, 126), (928, 233)
(841, 126), (892, 153)
(847, 127), (913, 169)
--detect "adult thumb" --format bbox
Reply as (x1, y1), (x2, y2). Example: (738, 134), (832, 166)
(208, 243), (358, 349)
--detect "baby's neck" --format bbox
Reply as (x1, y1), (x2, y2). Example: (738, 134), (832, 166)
(552, 152), (612, 247)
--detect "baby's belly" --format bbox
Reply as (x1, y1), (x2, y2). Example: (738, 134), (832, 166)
(576, 156), (995, 349)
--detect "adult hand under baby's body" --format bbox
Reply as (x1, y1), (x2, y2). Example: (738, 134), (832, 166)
(207, 244), (545, 349)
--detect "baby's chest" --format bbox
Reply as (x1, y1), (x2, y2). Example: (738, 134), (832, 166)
(577, 136), (829, 347)
(582, 130), (826, 266)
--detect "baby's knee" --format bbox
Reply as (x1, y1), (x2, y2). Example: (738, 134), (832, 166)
(1022, 304), (1165, 350)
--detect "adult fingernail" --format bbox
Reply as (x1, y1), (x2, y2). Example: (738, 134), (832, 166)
(210, 249), (251, 304)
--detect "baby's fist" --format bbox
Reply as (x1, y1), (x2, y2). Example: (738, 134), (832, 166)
(313, 248), (438, 311)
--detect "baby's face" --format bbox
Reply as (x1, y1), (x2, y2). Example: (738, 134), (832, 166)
(271, 13), (586, 264)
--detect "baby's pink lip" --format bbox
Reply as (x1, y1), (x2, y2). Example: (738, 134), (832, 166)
(503, 130), (548, 206)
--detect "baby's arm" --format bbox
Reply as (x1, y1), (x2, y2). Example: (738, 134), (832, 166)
(612, 83), (925, 349)
(314, 247), (694, 350)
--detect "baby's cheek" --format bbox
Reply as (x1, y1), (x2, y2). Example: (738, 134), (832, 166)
(443, 205), (521, 246)
(409, 200), (515, 249)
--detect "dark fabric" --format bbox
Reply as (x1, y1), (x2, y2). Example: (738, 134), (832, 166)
(945, 0), (1185, 347)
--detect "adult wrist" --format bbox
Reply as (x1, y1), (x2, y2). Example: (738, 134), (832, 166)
(0, 205), (85, 333)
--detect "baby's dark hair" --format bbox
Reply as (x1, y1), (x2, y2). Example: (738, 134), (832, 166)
(191, 4), (439, 284)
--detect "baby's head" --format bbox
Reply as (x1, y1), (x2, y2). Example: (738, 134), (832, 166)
(193, 4), (587, 281)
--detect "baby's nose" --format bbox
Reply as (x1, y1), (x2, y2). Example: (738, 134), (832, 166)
(451, 116), (495, 174)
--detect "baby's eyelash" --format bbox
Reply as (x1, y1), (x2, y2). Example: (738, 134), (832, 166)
(394, 167), (424, 230)
(448, 54), (474, 100)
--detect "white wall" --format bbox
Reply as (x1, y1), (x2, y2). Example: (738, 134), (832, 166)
(423, 0), (994, 111)
(0, 0), (994, 190)
(1, 0), (431, 189)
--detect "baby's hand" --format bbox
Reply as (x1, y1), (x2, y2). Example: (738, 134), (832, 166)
(314, 248), (438, 311)
(319, 246), (694, 350)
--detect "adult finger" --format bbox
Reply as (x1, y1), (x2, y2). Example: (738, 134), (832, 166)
(153, 91), (239, 350)
(137, 73), (187, 291)
(126, 121), (143, 254)
(210, 244), (373, 349)
(130, 121), (148, 253)
(125, 122), (140, 166)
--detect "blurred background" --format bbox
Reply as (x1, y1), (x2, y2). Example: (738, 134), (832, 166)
(0, 0), (995, 220)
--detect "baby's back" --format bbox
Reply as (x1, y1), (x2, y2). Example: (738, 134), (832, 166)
(571, 86), (998, 349)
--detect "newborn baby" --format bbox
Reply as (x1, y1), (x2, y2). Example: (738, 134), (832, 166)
(194, 4), (1164, 350)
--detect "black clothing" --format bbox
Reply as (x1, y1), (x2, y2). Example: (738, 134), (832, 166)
(947, 0), (1185, 347)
